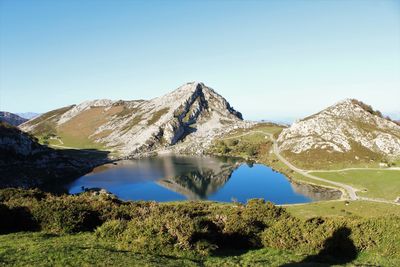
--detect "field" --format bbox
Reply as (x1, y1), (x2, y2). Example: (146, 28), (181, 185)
(208, 123), (283, 160)
(2, 232), (398, 267)
(0, 232), (304, 267)
(285, 200), (400, 220)
(310, 170), (400, 201)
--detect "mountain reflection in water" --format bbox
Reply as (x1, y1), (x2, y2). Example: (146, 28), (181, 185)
(67, 155), (340, 204)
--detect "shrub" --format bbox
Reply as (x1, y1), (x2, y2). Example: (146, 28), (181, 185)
(227, 139), (239, 146)
(115, 209), (216, 255)
(262, 216), (349, 254)
(246, 145), (258, 156)
(31, 197), (102, 233)
(95, 219), (128, 238)
(0, 188), (46, 203)
(1, 188), (399, 260)
(214, 199), (288, 248)
(0, 203), (38, 234)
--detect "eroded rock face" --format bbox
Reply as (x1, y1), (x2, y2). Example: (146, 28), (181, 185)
(277, 99), (400, 159)
(20, 82), (249, 158)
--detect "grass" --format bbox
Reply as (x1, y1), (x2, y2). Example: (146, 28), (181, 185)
(27, 105), (75, 136)
(0, 232), (200, 267)
(209, 123), (283, 160)
(28, 105), (126, 151)
(55, 106), (122, 150)
(0, 233), (310, 266)
(1, 189), (400, 266)
(222, 123), (284, 138)
(147, 108), (169, 125)
(285, 200), (400, 220)
(310, 170), (400, 201)
(263, 154), (339, 189)
(1, 231), (398, 267)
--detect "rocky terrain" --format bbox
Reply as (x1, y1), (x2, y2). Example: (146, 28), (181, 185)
(0, 122), (109, 189)
(277, 99), (400, 167)
(20, 82), (252, 158)
(0, 112), (28, 126)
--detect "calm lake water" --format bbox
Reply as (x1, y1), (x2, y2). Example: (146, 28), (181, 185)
(68, 156), (339, 204)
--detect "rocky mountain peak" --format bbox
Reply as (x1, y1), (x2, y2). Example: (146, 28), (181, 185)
(278, 99), (400, 164)
(313, 98), (387, 123)
(19, 82), (249, 158)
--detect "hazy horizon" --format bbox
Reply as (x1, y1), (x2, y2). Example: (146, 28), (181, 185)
(1, 0), (399, 121)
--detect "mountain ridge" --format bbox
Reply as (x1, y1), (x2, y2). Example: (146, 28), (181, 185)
(0, 111), (28, 126)
(20, 82), (249, 158)
(277, 98), (400, 168)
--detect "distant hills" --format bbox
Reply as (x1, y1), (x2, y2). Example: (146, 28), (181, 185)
(20, 82), (249, 158)
(1, 82), (400, 190)
(7, 82), (400, 167)
(277, 99), (400, 168)
(0, 112), (28, 126)
(16, 112), (40, 120)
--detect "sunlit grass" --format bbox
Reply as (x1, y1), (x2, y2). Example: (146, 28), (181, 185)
(310, 170), (400, 200)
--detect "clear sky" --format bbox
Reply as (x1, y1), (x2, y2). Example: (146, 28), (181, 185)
(0, 0), (399, 122)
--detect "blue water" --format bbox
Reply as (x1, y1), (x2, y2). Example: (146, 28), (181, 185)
(67, 156), (318, 204)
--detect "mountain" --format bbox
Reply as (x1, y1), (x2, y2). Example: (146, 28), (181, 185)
(20, 82), (249, 158)
(0, 121), (43, 157)
(0, 112), (28, 126)
(0, 122), (108, 188)
(277, 99), (400, 168)
(16, 112), (41, 120)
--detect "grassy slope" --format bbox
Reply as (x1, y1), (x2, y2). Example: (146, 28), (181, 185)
(310, 170), (400, 201)
(1, 228), (398, 266)
(1, 216), (398, 266)
(0, 233), (307, 267)
(286, 200), (400, 220)
(55, 106), (123, 150)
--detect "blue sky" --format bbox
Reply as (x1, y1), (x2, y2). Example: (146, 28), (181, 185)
(0, 0), (399, 121)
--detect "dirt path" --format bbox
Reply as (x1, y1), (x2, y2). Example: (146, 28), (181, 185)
(265, 133), (358, 200)
(306, 167), (400, 173)
(232, 130), (398, 204)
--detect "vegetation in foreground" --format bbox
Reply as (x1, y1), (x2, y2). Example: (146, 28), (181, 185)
(1, 188), (399, 266)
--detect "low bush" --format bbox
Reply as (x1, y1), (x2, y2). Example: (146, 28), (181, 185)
(246, 145), (258, 156)
(95, 219), (127, 238)
(1, 188), (399, 260)
(0, 188), (46, 203)
(0, 203), (38, 234)
(218, 199), (288, 248)
(31, 197), (102, 233)
(227, 139), (239, 146)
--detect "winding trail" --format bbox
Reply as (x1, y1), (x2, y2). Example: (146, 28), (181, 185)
(268, 132), (358, 200)
(305, 167), (400, 173)
(225, 129), (399, 204)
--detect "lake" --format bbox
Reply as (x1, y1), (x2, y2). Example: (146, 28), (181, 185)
(67, 155), (340, 204)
